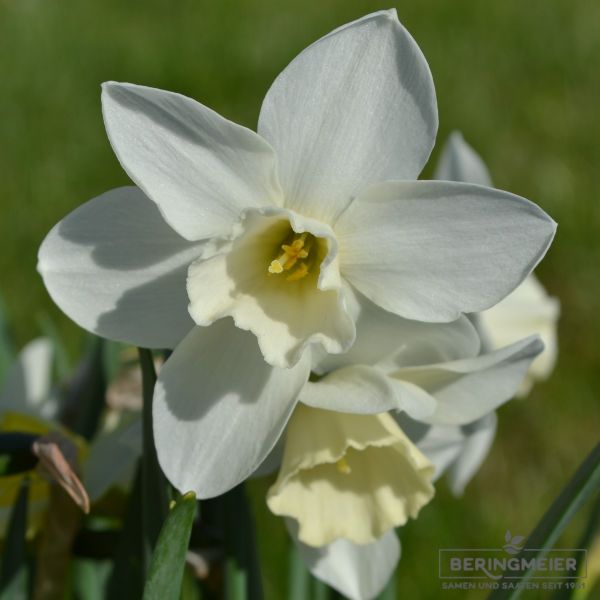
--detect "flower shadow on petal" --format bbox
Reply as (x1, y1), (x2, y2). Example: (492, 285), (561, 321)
(54, 188), (200, 270)
(94, 266), (195, 348)
(155, 320), (279, 423)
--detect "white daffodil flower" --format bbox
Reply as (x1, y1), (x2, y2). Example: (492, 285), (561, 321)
(434, 131), (560, 395)
(269, 295), (543, 600)
(267, 404), (434, 547)
(39, 10), (555, 499)
(283, 410), (495, 600)
(39, 9), (555, 370)
(263, 402), (432, 600)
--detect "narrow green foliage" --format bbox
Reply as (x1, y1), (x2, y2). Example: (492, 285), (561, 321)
(64, 336), (107, 441)
(312, 578), (330, 600)
(143, 492), (197, 600)
(225, 558), (247, 600)
(106, 465), (145, 599)
(223, 485), (263, 600)
(0, 477), (29, 599)
(0, 293), (15, 385)
(180, 567), (201, 600)
(138, 348), (170, 555)
(551, 494), (600, 600)
(107, 350), (171, 598)
(72, 559), (112, 600)
(288, 542), (310, 600)
(489, 442), (600, 599)
(202, 483), (263, 600)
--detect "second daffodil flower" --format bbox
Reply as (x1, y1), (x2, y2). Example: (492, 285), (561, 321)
(267, 405), (434, 547)
(434, 131), (560, 396)
(39, 10), (556, 497)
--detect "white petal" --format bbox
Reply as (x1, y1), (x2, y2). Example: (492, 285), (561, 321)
(397, 412), (497, 491)
(288, 519), (400, 600)
(478, 274), (560, 389)
(395, 414), (465, 481)
(394, 336), (544, 425)
(0, 338), (55, 419)
(300, 366), (435, 420)
(447, 412), (497, 495)
(38, 187), (201, 349)
(433, 131), (492, 186)
(83, 417), (142, 501)
(102, 82), (283, 241)
(313, 290), (480, 375)
(336, 181), (557, 322)
(187, 207), (355, 368)
(249, 438), (284, 479)
(153, 320), (311, 497)
(258, 10), (437, 224)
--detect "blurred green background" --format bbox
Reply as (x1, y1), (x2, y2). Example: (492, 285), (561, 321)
(1, 0), (599, 597)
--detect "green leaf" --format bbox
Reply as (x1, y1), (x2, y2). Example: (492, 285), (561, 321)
(489, 442), (600, 600)
(0, 477), (29, 599)
(201, 483), (263, 600)
(107, 350), (171, 598)
(72, 559), (112, 600)
(551, 494), (600, 600)
(138, 348), (170, 555)
(143, 492), (197, 600)
(179, 566), (201, 600)
(222, 484), (263, 600)
(311, 577), (330, 600)
(0, 292), (15, 386)
(288, 542), (310, 600)
(65, 336), (107, 441)
(106, 464), (145, 599)
(225, 557), (247, 600)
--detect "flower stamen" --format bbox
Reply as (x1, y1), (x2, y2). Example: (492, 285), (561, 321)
(268, 232), (314, 281)
(335, 456), (352, 475)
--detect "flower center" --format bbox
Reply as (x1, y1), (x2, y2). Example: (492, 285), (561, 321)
(267, 231), (316, 282)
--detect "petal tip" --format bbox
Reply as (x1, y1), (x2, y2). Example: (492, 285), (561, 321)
(382, 7), (399, 21)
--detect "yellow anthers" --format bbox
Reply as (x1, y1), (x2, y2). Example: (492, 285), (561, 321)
(335, 456), (352, 475)
(268, 259), (284, 274)
(268, 232), (314, 281)
(286, 263), (309, 282)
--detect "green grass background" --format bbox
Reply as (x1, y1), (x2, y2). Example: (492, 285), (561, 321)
(1, 0), (599, 598)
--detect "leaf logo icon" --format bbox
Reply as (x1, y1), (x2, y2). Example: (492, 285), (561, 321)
(503, 530), (525, 555)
